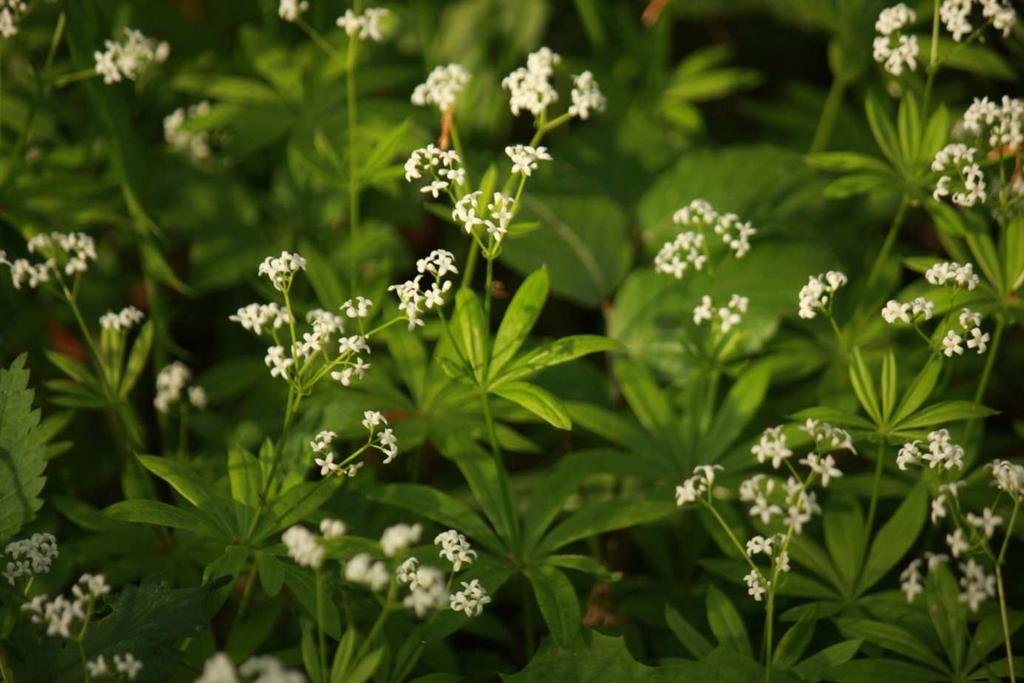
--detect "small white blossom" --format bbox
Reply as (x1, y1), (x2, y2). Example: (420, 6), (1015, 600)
(800, 453), (842, 487)
(282, 526), (324, 569)
(337, 7), (390, 42)
(958, 558), (996, 612)
(932, 144), (987, 207)
(164, 100), (213, 161)
(380, 523), (422, 557)
(873, 4), (919, 75)
(3, 533), (58, 585)
(258, 251), (306, 292)
(744, 570), (769, 602)
(99, 305), (145, 332)
(966, 507), (1003, 538)
(412, 64), (470, 112)
(568, 70), (606, 120)
(278, 0), (309, 22)
(675, 464), (722, 507)
(319, 518), (347, 539)
(798, 271), (847, 319)
(94, 28), (169, 84)
(0, 1), (29, 38)
(113, 653), (143, 680)
(434, 530), (477, 571)
(925, 261), (980, 290)
(505, 144), (553, 176)
(942, 330), (964, 357)
(449, 579), (491, 617)
(502, 47), (560, 118)
(344, 553), (389, 591)
(988, 459), (1024, 498)
(947, 527), (970, 557)
(403, 565), (448, 618)
(154, 361), (193, 413)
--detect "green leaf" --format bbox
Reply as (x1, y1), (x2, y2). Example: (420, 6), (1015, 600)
(525, 564), (581, 645)
(849, 348), (882, 424)
(103, 499), (223, 538)
(896, 92), (921, 166)
(892, 355), (941, 424)
(451, 289), (488, 380)
(895, 400), (997, 431)
(346, 647), (384, 683)
(537, 498), (674, 555)
(1005, 215), (1024, 291)
(823, 494), (864, 591)
(491, 381), (571, 430)
(613, 358), (674, 434)
(493, 335), (619, 386)
(172, 73), (284, 104)
(965, 231), (1004, 292)
(665, 605), (713, 658)
(137, 455), (236, 536)
(258, 480), (341, 540)
(119, 321), (153, 398)
(0, 355), (47, 542)
(706, 585), (752, 656)
(791, 639), (862, 682)
(700, 361), (772, 461)
(44, 350), (95, 386)
(257, 552), (286, 598)
(880, 351), (897, 423)
(490, 266), (549, 378)
(865, 93), (901, 168)
(773, 613), (816, 669)
(545, 554), (619, 581)
(834, 618), (949, 672)
(927, 564), (966, 671)
(858, 482), (926, 593)
(228, 447), (261, 531)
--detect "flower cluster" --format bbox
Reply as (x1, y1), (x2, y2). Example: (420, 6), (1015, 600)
(924, 261), (980, 291)
(452, 191), (514, 245)
(506, 144), (553, 177)
(939, 0), (1016, 42)
(743, 534), (790, 601)
(197, 653), (307, 683)
(388, 249), (459, 329)
(0, 0), (29, 38)
(1, 231), (98, 290)
(258, 251), (307, 292)
(99, 305), (145, 332)
(3, 533), (58, 585)
(93, 28), (169, 85)
(411, 64), (471, 112)
(337, 7), (390, 42)
(277, 0), (308, 22)
(85, 653), (144, 680)
(797, 271), (847, 319)
(345, 553), (390, 592)
(988, 459), (1024, 499)
(692, 294), (749, 333)
(449, 579), (492, 617)
(899, 553), (948, 602)
(310, 410), (398, 479)
(154, 361), (206, 413)
(897, 429), (965, 471)
(396, 558), (448, 617)
(654, 199), (756, 280)
(568, 71), (606, 120)
(957, 558), (996, 611)
(872, 4), (919, 76)
(960, 95), (1024, 152)
(229, 302), (292, 336)
(674, 464), (722, 507)
(931, 144), (986, 207)
(880, 296), (934, 325)
(282, 525), (325, 570)
(164, 101), (213, 161)
(942, 308), (989, 357)
(434, 529), (477, 571)
(502, 47), (561, 117)
(404, 145), (466, 199)
(21, 573), (112, 639)
(751, 427), (792, 469)
(800, 419), (857, 455)
(380, 523), (422, 557)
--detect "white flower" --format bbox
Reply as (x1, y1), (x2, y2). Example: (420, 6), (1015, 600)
(744, 570), (769, 602)
(164, 100), (213, 161)
(99, 305), (146, 332)
(502, 47), (561, 117)
(154, 361), (192, 413)
(319, 518), (347, 539)
(946, 528), (970, 557)
(896, 440), (921, 470)
(505, 144), (553, 176)
(656, 231), (706, 279)
(362, 410), (386, 431)
(746, 535), (773, 557)
(800, 419), (857, 454)
(988, 459), (1024, 498)
(881, 300), (911, 324)
(258, 251), (306, 292)
(417, 249), (459, 279)
(93, 28), (169, 85)
(751, 426), (792, 469)
(412, 64), (470, 112)
(931, 144), (987, 207)
(931, 481), (964, 524)
(434, 530), (477, 571)
(282, 526), (324, 569)
(403, 566), (448, 618)
(380, 523), (422, 557)
(375, 427), (399, 464)
(966, 327), (989, 354)
(314, 452), (339, 478)
(800, 453), (842, 487)
(900, 559), (924, 603)
(3, 533), (58, 585)
(798, 271), (846, 319)
(901, 429), (966, 471)
(925, 261), (980, 290)
(72, 573), (111, 601)
(87, 655), (110, 678)
(0, 1), (29, 38)
(264, 346), (294, 380)
(873, 4), (919, 75)
(278, 0), (309, 22)
(568, 70), (606, 120)
(958, 558), (996, 612)
(113, 653), (143, 680)
(942, 330), (964, 357)
(345, 553), (390, 591)
(449, 579), (491, 617)
(966, 507), (1003, 538)
(229, 302), (291, 336)
(195, 653), (239, 683)
(337, 7), (390, 42)
(675, 464), (722, 507)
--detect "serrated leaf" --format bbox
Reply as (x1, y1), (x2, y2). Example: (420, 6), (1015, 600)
(0, 355), (47, 542)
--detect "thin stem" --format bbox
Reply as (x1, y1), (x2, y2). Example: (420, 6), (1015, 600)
(995, 565), (1016, 683)
(295, 18), (340, 58)
(964, 316), (1005, 449)
(922, 0), (941, 112)
(481, 392), (520, 552)
(357, 579), (396, 659)
(764, 590), (775, 682)
(232, 562), (259, 626)
(315, 569), (328, 680)
(809, 76), (846, 153)
(0, 646), (12, 683)
(865, 442), (886, 538)
(866, 196), (909, 289)
(701, 501), (761, 575)
(52, 69), (97, 89)
(346, 22), (361, 294)
(461, 241), (480, 291)
(484, 255), (494, 322)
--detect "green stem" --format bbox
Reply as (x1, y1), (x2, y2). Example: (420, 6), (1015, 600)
(964, 315), (1005, 450)
(809, 76), (846, 153)
(865, 442), (885, 538)
(315, 569), (328, 679)
(481, 392), (520, 552)
(245, 389), (300, 539)
(484, 255), (494, 322)
(461, 242), (480, 291)
(232, 562), (259, 626)
(764, 590), (774, 682)
(701, 501), (762, 576)
(922, 0), (940, 112)
(0, 646), (13, 683)
(358, 579), (395, 659)
(866, 196), (909, 289)
(995, 564), (1016, 683)
(346, 23), (360, 294)
(295, 18), (340, 58)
